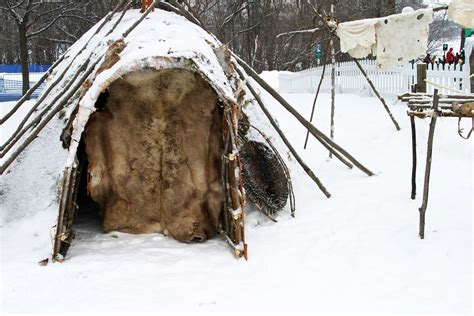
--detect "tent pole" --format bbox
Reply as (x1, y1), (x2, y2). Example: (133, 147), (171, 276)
(304, 43), (330, 150)
(329, 4), (336, 158)
(0, 0), (128, 126)
(233, 54), (374, 176)
(237, 67), (331, 198)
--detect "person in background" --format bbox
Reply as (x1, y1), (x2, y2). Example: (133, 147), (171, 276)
(445, 47), (454, 65)
(423, 53), (431, 64)
(459, 49), (465, 64)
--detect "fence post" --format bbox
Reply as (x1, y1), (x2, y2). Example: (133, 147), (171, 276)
(416, 64), (427, 93)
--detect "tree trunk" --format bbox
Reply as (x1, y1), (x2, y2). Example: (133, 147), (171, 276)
(18, 24), (30, 98)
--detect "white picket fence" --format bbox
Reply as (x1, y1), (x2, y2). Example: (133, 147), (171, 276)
(279, 59), (471, 98)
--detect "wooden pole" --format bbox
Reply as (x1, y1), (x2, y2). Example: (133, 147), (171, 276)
(409, 83), (417, 200)
(0, 68), (92, 174)
(122, 0), (160, 37)
(236, 67), (332, 198)
(418, 89), (439, 239)
(179, 0), (206, 27)
(233, 54), (374, 176)
(0, 0), (129, 126)
(1, 2), (156, 169)
(169, 0), (204, 27)
(0, 59), (91, 158)
(304, 46), (328, 150)
(416, 64), (427, 94)
(410, 66), (428, 200)
(329, 4), (336, 158)
(353, 58), (401, 131)
(105, 0), (133, 37)
(1, 1), (130, 152)
(0, 56), (64, 125)
(410, 115), (417, 200)
(53, 167), (72, 261)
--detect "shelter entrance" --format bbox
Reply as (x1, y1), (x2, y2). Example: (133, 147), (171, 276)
(55, 68), (227, 259)
(74, 144), (102, 234)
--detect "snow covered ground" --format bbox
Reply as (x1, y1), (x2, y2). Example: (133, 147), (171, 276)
(0, 77), (472, 314)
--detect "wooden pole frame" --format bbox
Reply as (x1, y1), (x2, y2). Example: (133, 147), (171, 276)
(1, 1), (158, 174)
(303, 44), (329, 149)
(410, 64), (428, 199)
(234, 54), (373, 176)
(418, 89), (439, 239)
(0, 0), (129, 126)
(236, 67), (332, 198)
(299, 2), (404, 133)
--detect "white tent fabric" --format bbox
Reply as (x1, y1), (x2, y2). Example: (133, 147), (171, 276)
(375, 8), (433, 70)
(336, 18), (378, 59)
(337, 8), (433, 70)
(448, 0), (474, 28)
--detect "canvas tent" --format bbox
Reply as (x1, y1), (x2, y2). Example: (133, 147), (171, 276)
(1, 2), (373, 262)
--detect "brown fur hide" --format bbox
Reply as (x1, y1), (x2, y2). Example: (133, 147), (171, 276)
(96, 39), (127, 75)
(83, 68), (224, 242)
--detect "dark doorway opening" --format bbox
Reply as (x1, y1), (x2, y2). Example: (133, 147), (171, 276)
(73, 140), (102, 234)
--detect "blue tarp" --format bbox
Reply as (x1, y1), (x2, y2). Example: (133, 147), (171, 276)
(0, 64), (51, 73)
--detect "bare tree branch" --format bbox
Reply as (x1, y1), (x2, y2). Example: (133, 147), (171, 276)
(218, 3), (247, 32)
(277, 28), (320, 38)
(226, 11), (276, 46)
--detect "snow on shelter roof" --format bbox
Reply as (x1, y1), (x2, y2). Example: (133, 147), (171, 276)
(2, 8), (242, 169)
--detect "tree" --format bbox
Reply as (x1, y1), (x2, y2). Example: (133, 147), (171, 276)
(0, 0), (94, 96)
(0, 0), (405, 76)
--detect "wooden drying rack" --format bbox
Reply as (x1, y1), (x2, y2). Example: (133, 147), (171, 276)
(398, 66), (473, 239)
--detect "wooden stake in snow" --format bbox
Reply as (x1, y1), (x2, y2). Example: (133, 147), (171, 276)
(410, 65), (427, 199)
(329, 5), (336, 158)
(233, 54), (373, 176)
(410, 114), (417, 200)
(303, 45), (328, 150)
(416, 64), (427, 94)
(353, 58), (401, 131)
(418, 89), (439, 239)
(410, 66), (428, 200)
(235, 67), (331, 198)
